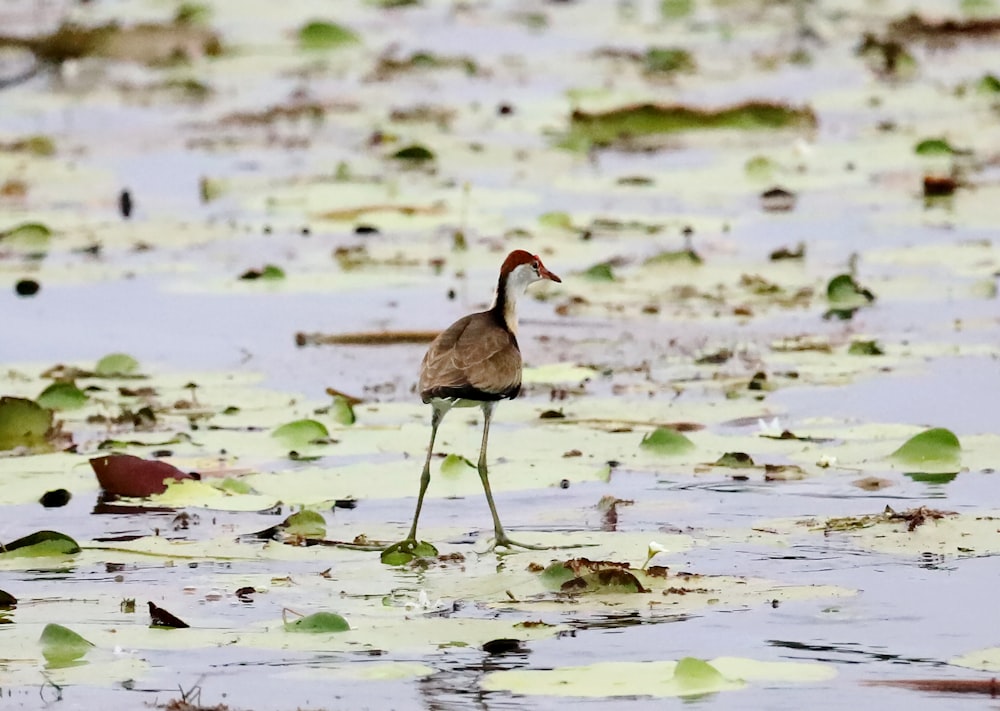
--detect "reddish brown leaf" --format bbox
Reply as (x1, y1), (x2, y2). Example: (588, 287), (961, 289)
(147, 601), (190, 629)
(865, 678), (1000, 696)
(90, 454), (194, 497)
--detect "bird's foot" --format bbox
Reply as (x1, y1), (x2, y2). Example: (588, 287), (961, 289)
(486, 532), (597, 554)
(381, 538), (438, 565)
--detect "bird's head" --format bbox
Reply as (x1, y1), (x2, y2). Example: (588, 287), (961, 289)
(500, 250), (561, 290)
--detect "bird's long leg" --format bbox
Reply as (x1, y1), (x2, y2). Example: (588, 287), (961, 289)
(382, 404), (447, 562)
(405, 404), (445, 542)
(476, 402), (550, 551)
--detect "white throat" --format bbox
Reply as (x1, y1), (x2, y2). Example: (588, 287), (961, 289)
(496, 263), (538, 336)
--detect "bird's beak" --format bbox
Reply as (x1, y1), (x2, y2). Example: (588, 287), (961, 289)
(539, 264), (561, 283)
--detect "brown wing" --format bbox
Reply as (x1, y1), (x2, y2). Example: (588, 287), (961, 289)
(419, 312), (522, 402)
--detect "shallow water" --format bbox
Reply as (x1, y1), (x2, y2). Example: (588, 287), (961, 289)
(3, 0), (1000, 709)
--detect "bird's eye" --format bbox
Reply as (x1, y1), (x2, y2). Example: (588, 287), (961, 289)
(531, 260), (539, 270)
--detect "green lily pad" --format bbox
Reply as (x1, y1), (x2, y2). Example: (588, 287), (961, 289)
(440, 453), (475, 476)
(643, 47), (695, 74)
(329, 395), (356, 425)
(380, 540), (438, 565)
(1, 530), (80, 558)
(282, 510), (327, 538)
(567, 101), (816, 149)
(0, 396), (54, 451)
(560, 569), (648, 594)
(640, 427), (695, 456)
(581, 262), (616, 281)
(36, 381), (88, 411)
(284, 611), (350, 633)
(538, 211), (573, 230)
(391, 144), (435, 163)
(672, 657), (740, 696)
(0, 221), (52, 250)
(40, 623), (94, 665)
(848, 339), (884, 356)
(95, 353), (140, 377)
(977, 73), (1000, 94)
(826, 274), (875, 310)
(914, 138), (955, 156)
(889, 427), (961, 474)
(298, 21), (359, 50)
(715, 452), (755, 468)
(272, 419), (331, 449)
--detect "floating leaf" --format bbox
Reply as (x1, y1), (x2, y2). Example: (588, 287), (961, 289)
(1, 530), (80, 558)
(581, 262), (616, 281)
(643, 47), (695, 74)
(36, 381), (88, 411)
(90, 453), (194, 497)
(283, 510), (326, 538)
(284, 611), (350, 633)
(640, 427), (695, 456)
(643, 249), (702, 266)
(848, 339), (884, 356)
(329, 395), (356, 425)
(391, 144), (435, 163)
(272, 419), (331, 450)
(914, 138), (955, 156)
(977, 73), (1000, 94)
(148, 601), (189, 628)
(538, 211), (573, 230)
(0, 221), (52, 250)
(95, 353), (140, 377)
(380, 540), (438, 565)
(0, 589), (15, 608)
(0, 396), (54, 450)
(39, 623), (94, 664)
(826, 274), (875, 309)
(298, 21), (359, 50)
(889, 428), (961, 474)
(539, 558), (633, 590)
(440, 453), (475, 477)
(715, 452), (755, 468)
(673, 657), (741, 696)
(560, 569), (648, 594)
(567, 101), (816, 149)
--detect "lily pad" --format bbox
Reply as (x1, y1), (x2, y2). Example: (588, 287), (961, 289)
(640, 427), (695, 456)
(0, 221), (52, 250)
(272, 419), (331, 449)
(284, 611), (350, 633)
(329, 395), (356, 425)
(36, 381), (88, 411)
(715, 452), (755, 468)
(90, 453), (195, 497)
(567, 101), (816, 149)
(581, 262), (616, 281)
(889, 427), (961, 474)
(94, 353), (140, 377)
(826, 274), (875, 310)
(298, 21), (359, 50)
(440, 453), (475, 476)
(0, 397), (55, 451)
(40, 623), (94, 665)
(282, 510), (327, 538)
(391, 144), (435, 163)
(1, 530), (80, 557)
(914, 138), (956, 156)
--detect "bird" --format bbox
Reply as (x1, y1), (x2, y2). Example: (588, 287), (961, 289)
(382, 250), (562, 561)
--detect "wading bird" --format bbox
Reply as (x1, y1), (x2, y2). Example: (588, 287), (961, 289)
(382, 250), (562, 561)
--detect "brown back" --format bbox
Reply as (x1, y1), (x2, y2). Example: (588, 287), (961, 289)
(419, 311), (522, 402)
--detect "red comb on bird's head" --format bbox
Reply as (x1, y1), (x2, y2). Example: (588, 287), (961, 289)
(499, 250), (561, 282)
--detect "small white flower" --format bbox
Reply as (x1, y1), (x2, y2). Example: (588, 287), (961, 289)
(816, 455), (837, 468)
(757, 417), (782, 435)
(647, 541), (667, 555)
